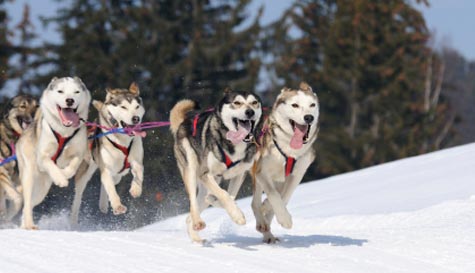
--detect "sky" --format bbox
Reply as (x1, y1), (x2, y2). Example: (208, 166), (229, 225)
(4, 0), (475, 59)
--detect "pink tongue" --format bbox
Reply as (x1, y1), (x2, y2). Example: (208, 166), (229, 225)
(59, 108), (80, 127)
(226, 127), (250, 144)
(290, 124), (307, 149)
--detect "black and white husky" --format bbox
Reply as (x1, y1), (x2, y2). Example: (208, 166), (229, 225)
(170, 88), (262, 243)
(70, 83), (145, 226)
(251, 82), (319, 243)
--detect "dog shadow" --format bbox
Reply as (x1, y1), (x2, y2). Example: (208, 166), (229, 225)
(210, 233), (368, 251)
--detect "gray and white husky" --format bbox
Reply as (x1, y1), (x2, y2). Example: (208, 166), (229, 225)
(16, 77), (91, 229)
(0, 95), (38, 221)
(170, 88), (263, 243)
(70, 83), (145, 226)
(251, 82), (319, 243)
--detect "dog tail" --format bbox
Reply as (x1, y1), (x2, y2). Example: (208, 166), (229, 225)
(170, 99), (196, 134)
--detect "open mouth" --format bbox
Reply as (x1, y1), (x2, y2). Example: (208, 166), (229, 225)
(57, 105), (79, 127)
(289, 119), (311, 149)
(226, 118), (255, 144)
(16, 117), (32, 130)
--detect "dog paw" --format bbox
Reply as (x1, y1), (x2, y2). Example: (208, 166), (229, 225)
(53, 175), (69, 188)
(112, 204), (127, 215)
(129, 183), (142, 198)
(276, 210), (292, 229)
(229, 208), (246, 225)
(263, 233), (280, 244)
(21, 224), (39, 230)
(193, 220), (206, 231)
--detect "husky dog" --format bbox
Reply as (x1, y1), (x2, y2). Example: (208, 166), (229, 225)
(16, 77), (91, 229)
(251, 82), (319, 243)
(70, 83), (144, 225)
(170, 88), (262, 243)
(0, 95), (38, 220)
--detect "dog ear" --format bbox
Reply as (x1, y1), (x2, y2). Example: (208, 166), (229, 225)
(223, 87), (233, 94)
(299, 82), (313, 93)
(92, 100), (104, 110)
(46, 77), (59, 90)
(129, 82), (140, 96)
(280, 87), (291, 93)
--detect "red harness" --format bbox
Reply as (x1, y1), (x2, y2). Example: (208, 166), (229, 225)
(50, 127), (80, 164)
(273, 139), (296, 177)
(192, 112), (240, 169)
(106, 137), (133, 173)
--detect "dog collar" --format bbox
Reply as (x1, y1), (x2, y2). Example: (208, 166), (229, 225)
(106, 136), (133, 173)
(50, 126), (80, 164)
(273, 139), (296, 177)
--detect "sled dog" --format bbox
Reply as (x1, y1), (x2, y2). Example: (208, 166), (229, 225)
(16, 77), (91, 229)
(70, 83), (145, 225)
(0, 95), (38, 221)
(251, 82), (319, 243)
(170, 88), (263, 243)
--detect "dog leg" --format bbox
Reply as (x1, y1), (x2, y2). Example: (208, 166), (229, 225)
(187, 182), (209, 243)
(201, 172), (245, 225)
(99, 184), (109, 213)
(70, 161), (97, 227)
(0, 177), (23, 221)
(258, 172), (292, 229)
(100, 169), (126, 215)
(129, 161), (143, 198)
(62, 156), (83, 179)
(20, 170), (37, 230)
(227, 172), (245, 200)
(0, 188), (5, 218)
(39, 158), (69, 188)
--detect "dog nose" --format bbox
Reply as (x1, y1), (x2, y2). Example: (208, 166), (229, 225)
(132, 116), (140, 124)
(245, 109), (255, 118)
(304, 115), (314, 124)
(66, 98), (75, 107)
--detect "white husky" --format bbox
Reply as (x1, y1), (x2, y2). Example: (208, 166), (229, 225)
(16, 77), (91, 229)
(251, 82), (319, 243)
(70, 83), (145, 226)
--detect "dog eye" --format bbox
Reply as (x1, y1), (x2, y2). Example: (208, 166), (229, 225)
(135, 105), (139, 109)
(121, 106), (127, 110)
(251, 101), (259, 106)
(233, 101), (242, 106)
(75, 90), (80, 94)
(58, 90), (64, 94)
(310, 103), (316, 107)
(291, 103), (299, 108)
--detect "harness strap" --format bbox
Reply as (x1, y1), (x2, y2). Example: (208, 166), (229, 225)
(273, 139), (296, 177)
(106, 137), (133, 173)
(217, 144), (240, 169)
(50, 126), (80, 164)
(12, 129), (21, 139)
(192, 113), (200, 137)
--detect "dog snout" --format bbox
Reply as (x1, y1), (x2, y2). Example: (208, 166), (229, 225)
(132, 116), (141, 124)
(245, 109), (255, 118)
(65, 98), (75, 107)
(304, 115), (314, 124)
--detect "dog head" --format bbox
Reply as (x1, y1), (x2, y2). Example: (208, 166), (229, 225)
(3, 94), (38, 135)
(218, 88), (262, 144)
(94, 82), (145, 128)
(42, 76), (91, 128)
(273, 82), (319, 149)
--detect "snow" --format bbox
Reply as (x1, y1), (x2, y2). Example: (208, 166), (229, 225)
(1, 143), (475, 273)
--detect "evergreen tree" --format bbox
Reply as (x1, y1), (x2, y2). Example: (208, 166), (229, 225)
(0, 0), (13, 94)
(267, 0), (454, 178)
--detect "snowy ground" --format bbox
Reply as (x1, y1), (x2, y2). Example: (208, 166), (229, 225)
(1, 143), (474, 273)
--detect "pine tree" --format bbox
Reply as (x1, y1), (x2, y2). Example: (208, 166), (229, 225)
(0, 0), (13, 95)
(267, 0), (454, 178)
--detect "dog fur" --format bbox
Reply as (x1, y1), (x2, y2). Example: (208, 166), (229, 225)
(16, 77), (91, 229)
(170, 88), (262, 243)
(70, 82), (145, 226)
(0, 95), (38, 221)
(251, 82), (319, 243)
